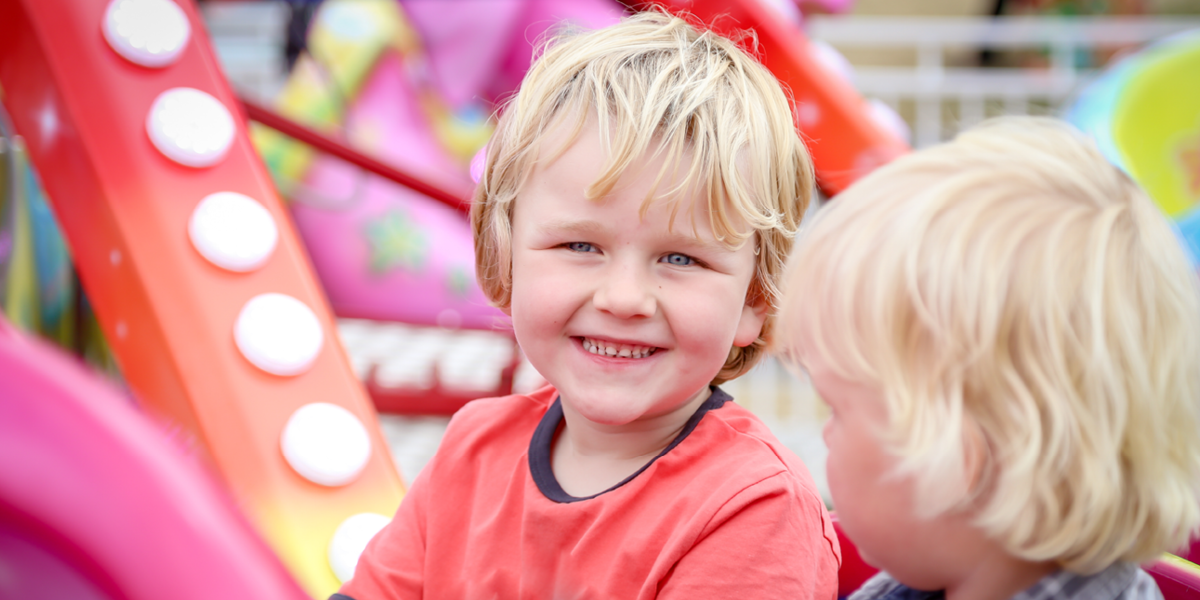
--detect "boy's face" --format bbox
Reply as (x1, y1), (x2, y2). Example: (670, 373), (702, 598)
(506, 118), (766, 427)
(805, 352), (995, 591)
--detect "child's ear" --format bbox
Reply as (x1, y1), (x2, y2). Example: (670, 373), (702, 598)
(961, 417), (989, 496)
(733, 296), (769, 348)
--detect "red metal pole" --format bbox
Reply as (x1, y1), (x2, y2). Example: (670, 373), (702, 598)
(240, 98), (472, 213)
(622, 0), (910, 195)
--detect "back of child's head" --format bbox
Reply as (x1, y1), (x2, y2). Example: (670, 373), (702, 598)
(472, 10), (813, 382)
(778, 116), (1200, 572)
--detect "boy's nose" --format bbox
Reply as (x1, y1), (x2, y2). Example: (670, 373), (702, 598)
(592, 263), (656, 319)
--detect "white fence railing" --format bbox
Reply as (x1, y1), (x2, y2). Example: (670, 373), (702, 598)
(808, 16), (1200, 147)
(200, 1), (290, 102)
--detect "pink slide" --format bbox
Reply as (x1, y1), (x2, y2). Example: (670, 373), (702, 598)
(0, 315), (309, 599)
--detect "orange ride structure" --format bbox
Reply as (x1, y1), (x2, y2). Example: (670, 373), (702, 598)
(0, 0), (908, 596)
(0, 0), (403, 596)
(628, 0), (910, 195)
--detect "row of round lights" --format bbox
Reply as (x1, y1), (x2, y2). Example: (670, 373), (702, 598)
(102, 0), (388, 583)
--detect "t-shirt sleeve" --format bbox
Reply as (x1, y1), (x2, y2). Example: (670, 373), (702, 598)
(334, 464), (431, 600)
(657, 473), (841, 600)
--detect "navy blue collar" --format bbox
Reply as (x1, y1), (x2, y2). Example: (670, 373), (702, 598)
(528, 387), (732, 503)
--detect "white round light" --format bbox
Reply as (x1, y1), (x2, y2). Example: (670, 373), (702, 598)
(103, 0), (190, 68)
(146, 87), (235, 168)
(329, 513), (391, 583)
(281, 403), (371, 487)
(234, 293), (323, 376)
(189, 192), (278, 271)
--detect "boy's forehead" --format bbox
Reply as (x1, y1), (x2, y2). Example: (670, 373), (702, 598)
(524, 111), (752, 243)
(532, 108), (591, 163)
(530, 109), (671, 177)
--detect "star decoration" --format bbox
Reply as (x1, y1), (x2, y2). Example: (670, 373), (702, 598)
(445, 265), (472, 299)
(363, 208), (428, 274)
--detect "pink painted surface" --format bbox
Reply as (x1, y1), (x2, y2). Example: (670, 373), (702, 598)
(399, 0), (623, 110)
(1148, 554), (1200, 600)
(291, 0), (625, 331)
(290, 53), (505, 330)
(0, 316), (309, 600)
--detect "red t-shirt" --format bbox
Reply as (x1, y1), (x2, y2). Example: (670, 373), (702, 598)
(337, 386), (840, 599)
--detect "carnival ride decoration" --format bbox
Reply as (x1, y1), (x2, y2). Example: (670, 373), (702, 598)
(252, 0), (622, 313)
(0, 141), (66, 338)
(252, 0), (502, 332)
(0, 0), (403, 595)
(624, 0), (911, 195)
(245, 0), (629, 413)
(0, 313), (312, 600)
(1066, 30), (1200, 265)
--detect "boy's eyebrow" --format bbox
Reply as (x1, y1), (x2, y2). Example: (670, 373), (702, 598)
(661, 232), (728, 254)
(538, 219), (607, 236)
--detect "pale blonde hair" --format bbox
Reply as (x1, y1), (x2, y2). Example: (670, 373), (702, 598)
(471, 11), (813, 383)
(778, 117), (1200, 573)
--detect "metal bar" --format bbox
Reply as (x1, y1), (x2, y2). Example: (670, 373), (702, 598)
(240, 97), (472, 213)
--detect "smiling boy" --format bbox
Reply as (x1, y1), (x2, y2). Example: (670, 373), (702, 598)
(334, 11), (840, 600)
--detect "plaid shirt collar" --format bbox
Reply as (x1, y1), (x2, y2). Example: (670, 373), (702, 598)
(850, 562), (1161, 600)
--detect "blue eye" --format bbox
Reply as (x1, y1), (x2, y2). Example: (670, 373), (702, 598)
(567, 242), (597, 253)
(662, 253), (694, 266)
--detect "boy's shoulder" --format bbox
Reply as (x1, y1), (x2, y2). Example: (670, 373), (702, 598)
(666, 390), (840, 569)
(695, 391), (816, 482)
(666, 389), (827, 514)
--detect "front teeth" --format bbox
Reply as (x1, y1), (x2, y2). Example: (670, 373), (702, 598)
(582, 338), (657, 359)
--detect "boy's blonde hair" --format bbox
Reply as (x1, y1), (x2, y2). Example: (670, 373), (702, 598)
(471, 11), (813, 383)
(778, 117), (1200, 573)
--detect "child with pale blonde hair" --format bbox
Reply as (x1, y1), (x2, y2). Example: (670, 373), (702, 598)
(778, 116), (1200, 600)
(336, 11), (839, 600)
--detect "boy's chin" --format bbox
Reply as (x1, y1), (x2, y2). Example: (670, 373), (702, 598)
(559, 385), (711, 428)
(560, 393), (650, 427)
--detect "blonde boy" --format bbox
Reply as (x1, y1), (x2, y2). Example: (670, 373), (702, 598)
(778, 117), (1200, 600)
(336, 12), (839, 600)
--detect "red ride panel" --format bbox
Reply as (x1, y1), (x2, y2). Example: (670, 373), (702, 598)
(0, 0), (404, 595)
(631, 0), (910, 195)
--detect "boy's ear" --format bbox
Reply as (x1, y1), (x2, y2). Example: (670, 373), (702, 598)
(961, 417), (989, 496)
(733, 296), (769, 348)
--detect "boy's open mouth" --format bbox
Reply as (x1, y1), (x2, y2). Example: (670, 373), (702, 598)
(579, 337), (659, 359)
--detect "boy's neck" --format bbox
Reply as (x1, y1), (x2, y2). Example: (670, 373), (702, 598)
(551, 387), (712, 497)
(943, 550), (1058, 600)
